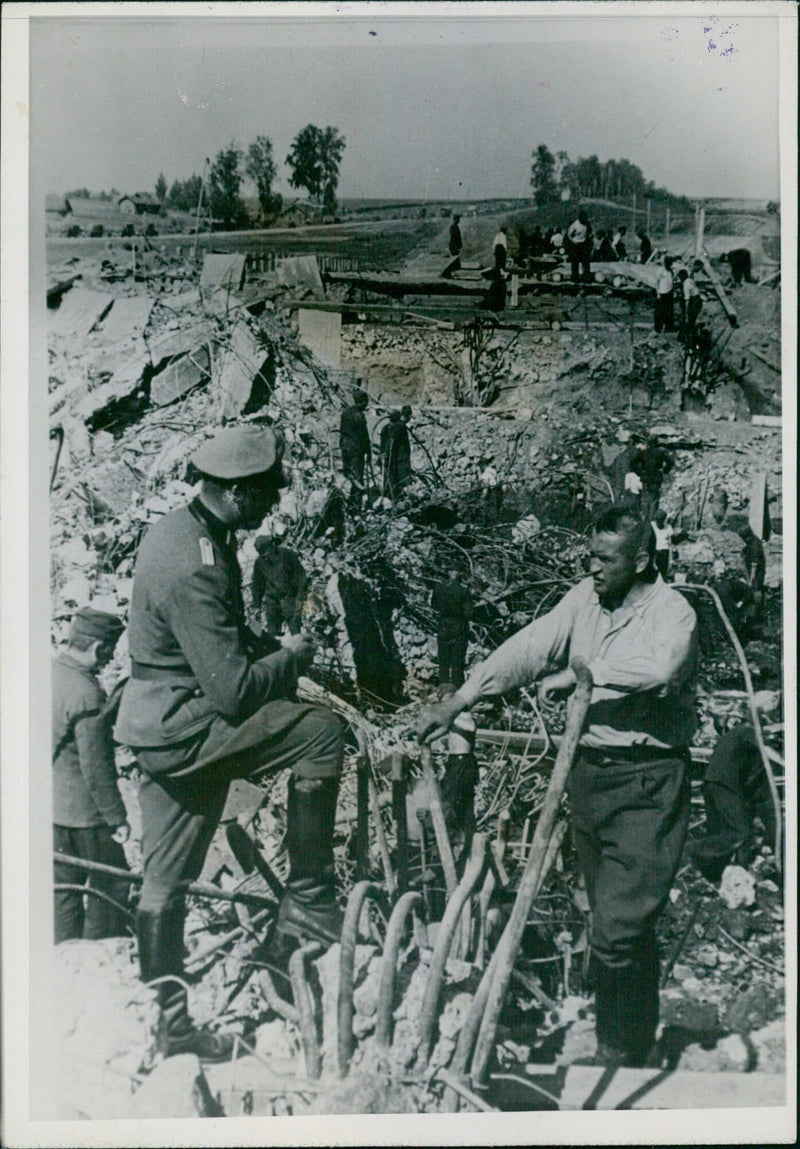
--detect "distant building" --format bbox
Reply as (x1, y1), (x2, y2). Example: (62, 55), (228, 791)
(272, 199), (321, 228)
(118, 193), (162, 216)
(46, 194), (72, 216)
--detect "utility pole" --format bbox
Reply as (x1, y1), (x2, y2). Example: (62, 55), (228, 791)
(631, 191), (637, 232)
(192, 157), (210, 265)
(694, 203), (706, 261)
(646, 198), (651, 236)
(665, 207), (671, 243)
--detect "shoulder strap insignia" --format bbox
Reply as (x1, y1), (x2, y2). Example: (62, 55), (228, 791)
(199, 537), (215, 566)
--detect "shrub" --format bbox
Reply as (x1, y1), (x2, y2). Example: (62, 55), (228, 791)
(121, 223), (135, 237)
(65, 224), (82, 237)
(90, 224), (105, 238)
(144, 222), (159, 237)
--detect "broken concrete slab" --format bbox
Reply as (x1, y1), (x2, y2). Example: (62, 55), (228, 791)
(74, 352), (151, 421)
(95, 295), (154, 346)
(50, 287), (115, 337)
(145, 323), (210, 368)
(200, 252), (246, 293)
(277, 254), (325, 299)
(298, 307), (342, 368)
(215, 320), (272, 419)
(150, 347), (210, 407)
(128, 1055), (220, 1118)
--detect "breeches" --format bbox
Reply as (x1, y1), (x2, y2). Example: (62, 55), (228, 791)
(437, 633), (468, 687)
(136, 701), (343, 912)
(53, 823), (130, 942)
(567, 751), (690, 968)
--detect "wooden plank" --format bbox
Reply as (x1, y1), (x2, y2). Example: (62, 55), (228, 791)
(150, 347), (209, 407)
(200, 252), (246, 291)
(475, 727), (713, 764)
(699, 252), (738, 327)
(751, 414), (781, 427)
(748, 471), (771, 541)
(560, 1065), (785, 1110)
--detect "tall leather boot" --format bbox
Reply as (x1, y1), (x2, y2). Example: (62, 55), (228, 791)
(593, 958), (631, 1068)
(137, 905), (234, 1063)
(274, 776), (343, 947)
(626, 935), (660, 1068)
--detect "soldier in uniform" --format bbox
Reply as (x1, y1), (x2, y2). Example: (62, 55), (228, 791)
(115, 426), (343, 1062)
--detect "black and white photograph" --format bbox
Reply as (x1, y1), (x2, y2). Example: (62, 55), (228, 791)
(1, 1), (796, 1144)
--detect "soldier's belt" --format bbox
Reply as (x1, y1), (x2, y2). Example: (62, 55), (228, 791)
(130, 659), (195, 681)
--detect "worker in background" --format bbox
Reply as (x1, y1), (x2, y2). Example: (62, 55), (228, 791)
(630, 434), (674, 522)
(638, 230), (653, 264)
(595, 229), (617, 262)
(380, 409), (412, 499)
(690, 691), (781, 881)
(418, 506), (698, 1069)
(115, 426), (343, 1063)
(252, 521), (308, 637)
(492, 225), (508, 270)
(654, 256), (676, 334)
(566, 210), (593, 283)
(339, 387), (372, 509)
(719, 248), (754, 286)
(431, 564), (473, 696)
(613, 226), (628, 261)
(482, 265), (507, 312)
(650, 509), (673, 579)
(550, 225), (564, 256)
(479, 453), (503, 522)
(53, 607), (131, 943)
(678, 267), (702, 343)
(442, 213), (463, 279)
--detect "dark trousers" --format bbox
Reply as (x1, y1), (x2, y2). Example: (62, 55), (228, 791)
(437, 632), (468, 689)
(570, 244), (592, 283)
(654, 548), (670, 580)
(263, 598), (302, 636)
(53, 823), (130, 942)
(342, 448), (367, 507)
(441, 256), (461, 279)
(702, 727), (774, 854)
(494, 245), (507, 270)
(136, 701), (342, 913)
(654, 292), (675, 333)
(567, 750), (690, 968)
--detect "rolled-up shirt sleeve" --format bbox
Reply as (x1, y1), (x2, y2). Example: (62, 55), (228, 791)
(456, 582), (580, 707)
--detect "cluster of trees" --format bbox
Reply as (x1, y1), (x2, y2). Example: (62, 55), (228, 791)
(154, 123), (347, 230)
(530, 144), (693, 213)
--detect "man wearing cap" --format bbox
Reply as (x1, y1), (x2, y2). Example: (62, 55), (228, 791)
(53, 608), (131, 943)
(115, 425), (343, 1062)
(339, 389), (372, 509)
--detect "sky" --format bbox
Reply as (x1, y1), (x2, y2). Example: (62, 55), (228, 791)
(29, 4), (786, 202)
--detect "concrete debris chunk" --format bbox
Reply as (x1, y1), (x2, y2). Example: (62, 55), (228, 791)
(74, 352), (150, 421)
(298, 308), (342, 367)
(150, 346), (210, 407)
(200, 252), (246, 293)
(95, 295), (154, 346)
(146, 322), (210, 368)
(277, 254), (324, 298)
(50, 287), (115, 337)
(129, 1054), (220, 1118)
(215, 319), (270, 418)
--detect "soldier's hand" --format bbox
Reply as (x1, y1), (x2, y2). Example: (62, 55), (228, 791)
(283, 632), (316, 673)
(416, 695), (467, 744)
(111, 821), (130, 845)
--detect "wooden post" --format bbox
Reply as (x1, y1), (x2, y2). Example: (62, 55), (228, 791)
(510, 273), (519, 308)
(632, 191), (637, 231)
(646, 198), (651, 236)
(665, 207), (671, 242)
(694, 205), (705, 260)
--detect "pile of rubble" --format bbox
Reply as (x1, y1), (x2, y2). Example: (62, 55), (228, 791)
(48, 244), (785, 1118)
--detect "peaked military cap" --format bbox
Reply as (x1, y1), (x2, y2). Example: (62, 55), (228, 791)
(190, 426), (288, 484)
(69, 607), (124, 645)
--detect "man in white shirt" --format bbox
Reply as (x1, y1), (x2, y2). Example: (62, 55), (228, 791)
(566, 210), (593, 283)
(654, 256), (676, 333)
(492, 225), (508, 270)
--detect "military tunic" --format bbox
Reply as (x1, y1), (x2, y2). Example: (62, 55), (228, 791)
(115, 498), (341, 912)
